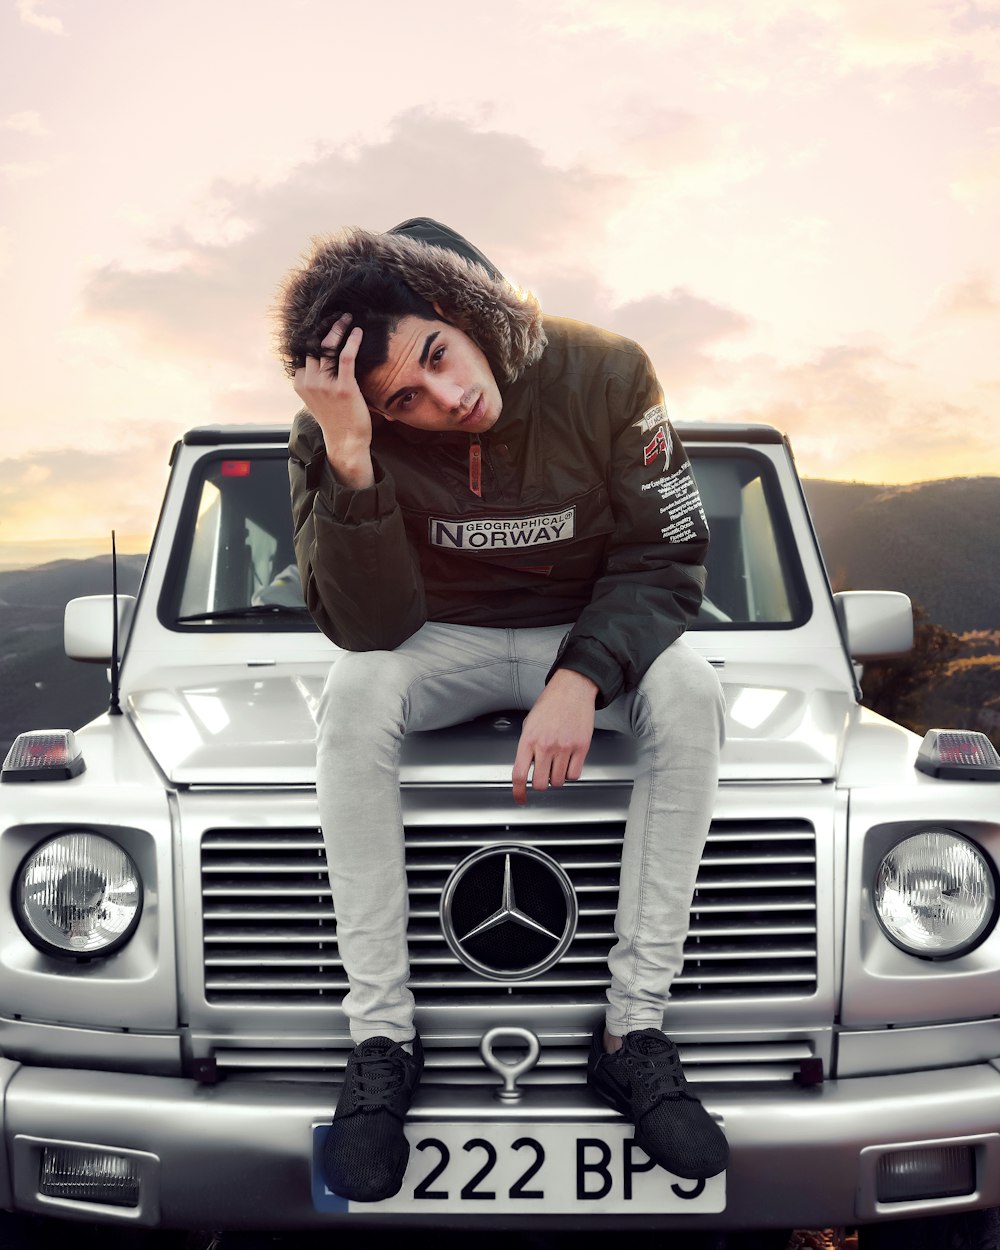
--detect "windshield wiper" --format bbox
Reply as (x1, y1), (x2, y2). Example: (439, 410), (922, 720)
(175, 604), (313, 623)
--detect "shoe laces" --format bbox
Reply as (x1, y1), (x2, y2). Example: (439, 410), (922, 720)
(349, 1040), (409, 1113)
(620, 1030), (690, 1103)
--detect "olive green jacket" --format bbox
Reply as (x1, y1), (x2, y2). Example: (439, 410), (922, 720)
(287, 220), (708, 707)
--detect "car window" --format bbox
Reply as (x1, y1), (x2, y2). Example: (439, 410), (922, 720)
(163, 447), (807, 631)
(690, 451), (808, 628)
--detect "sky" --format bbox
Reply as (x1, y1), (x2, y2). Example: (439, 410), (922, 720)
(1, 0), (999, 563)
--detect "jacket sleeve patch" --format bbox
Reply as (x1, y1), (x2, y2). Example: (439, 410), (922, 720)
(641, 466), (708, 544)
(642, 424), (673, 467)
(633, 403), (668, 435)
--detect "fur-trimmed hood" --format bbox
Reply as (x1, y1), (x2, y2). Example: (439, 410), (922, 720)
(276, 217), (547, 385)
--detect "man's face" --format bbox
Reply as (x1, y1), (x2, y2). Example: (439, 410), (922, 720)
(361, 315), (502, 434)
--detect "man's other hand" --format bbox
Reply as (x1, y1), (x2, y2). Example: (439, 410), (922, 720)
(293, 313), (375, 490)
(512, 668), (599, 805)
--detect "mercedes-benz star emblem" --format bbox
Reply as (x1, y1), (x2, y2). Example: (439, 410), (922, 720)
(440, 845), (578, 980)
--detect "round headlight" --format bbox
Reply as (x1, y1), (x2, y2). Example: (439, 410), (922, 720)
(15, 833), (142, 957)
(874, 829), (996, 958)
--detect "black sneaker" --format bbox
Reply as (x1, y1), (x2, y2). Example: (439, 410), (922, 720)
(323, 1035), (424, 1202)
(587, 1025), (728, 1180)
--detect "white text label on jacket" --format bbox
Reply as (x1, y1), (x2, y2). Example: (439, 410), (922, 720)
(429, 508), (577, 551)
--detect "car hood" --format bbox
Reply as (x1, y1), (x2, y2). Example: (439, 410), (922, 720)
(125, 660), (855, 786)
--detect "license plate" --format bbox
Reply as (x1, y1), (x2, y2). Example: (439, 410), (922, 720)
(312, 1121), (726, 1214)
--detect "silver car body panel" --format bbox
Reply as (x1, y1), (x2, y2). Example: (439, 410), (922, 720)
(3, 427), (998, 1232)
(5, 1061), (1000, 1229)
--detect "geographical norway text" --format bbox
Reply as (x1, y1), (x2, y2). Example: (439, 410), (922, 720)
(429, 508), (577, 550)
(632, 404), (669, 435)
(640, 466), (707, 544)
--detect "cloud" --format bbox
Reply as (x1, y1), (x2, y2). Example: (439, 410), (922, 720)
(951, 139), (1000, 209)
(541, 0), (815, 39)
(2, 111), (48, 136)
(600, 106), (764, 200)
(502, 263), (752, 392)
(824, 0), (1000, 89)
(725, 339), (997, 481)
(83, 111), (626, 371)
(940, 275), (1000, 317)
(609, 108), (715, 171)
(81, 108), (762, 431)
(542, 0), (1000, 88)
(0, 439), (170, 544)
(741, 342), (907, 436)
(609, 290), (751, 388)
(68, 106), (996, 490)
(1, 162), (47, 182)
(16, 0), (65, 35)
(829, 0), (965, 70)
(726, 345), (898, 469)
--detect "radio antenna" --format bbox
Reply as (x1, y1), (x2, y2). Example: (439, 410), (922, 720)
(108, 529), (122, 716)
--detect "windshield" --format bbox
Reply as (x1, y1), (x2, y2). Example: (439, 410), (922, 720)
(162, 452), (307, 631)
(161, 446), (807, 631)
(691, 450), (808, 628)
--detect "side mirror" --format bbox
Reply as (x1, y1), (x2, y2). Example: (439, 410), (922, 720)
(64, 594), (137, 663)
(833, 590), (913, 660)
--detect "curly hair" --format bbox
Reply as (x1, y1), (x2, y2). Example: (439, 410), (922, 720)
(276, 255), (440, 382)
(275, 225), (547, 387)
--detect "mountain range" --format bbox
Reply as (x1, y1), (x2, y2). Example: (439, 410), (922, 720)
(0, 555), (145, 766)
(800, 476), (1000, 633)
(0, 475), (997, 764)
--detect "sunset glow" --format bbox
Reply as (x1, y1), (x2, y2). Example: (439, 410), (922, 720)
(1, 0), (998, 563)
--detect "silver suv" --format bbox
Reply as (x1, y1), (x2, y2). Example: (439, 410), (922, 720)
(2, 422), (999, 1247)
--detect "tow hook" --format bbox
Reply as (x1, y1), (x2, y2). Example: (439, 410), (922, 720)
(479, 1026), (541, 1102)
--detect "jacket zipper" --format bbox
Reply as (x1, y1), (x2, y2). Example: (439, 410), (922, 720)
(468, 436), (483, 498)
(469, 433), (508, 502)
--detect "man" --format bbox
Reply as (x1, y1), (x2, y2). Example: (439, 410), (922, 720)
(278, 218), (728, 1203)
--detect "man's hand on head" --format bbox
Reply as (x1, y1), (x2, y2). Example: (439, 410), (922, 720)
(512, 668), (599, 805)
(293, 313), (375, 490)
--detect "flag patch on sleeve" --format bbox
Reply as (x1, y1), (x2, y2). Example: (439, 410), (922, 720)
(643, 425), (673, 467)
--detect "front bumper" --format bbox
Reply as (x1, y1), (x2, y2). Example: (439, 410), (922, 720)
(5, 1060), (1000, 1230)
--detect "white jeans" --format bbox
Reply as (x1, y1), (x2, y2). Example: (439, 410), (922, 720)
(315, 622), (725, 1043)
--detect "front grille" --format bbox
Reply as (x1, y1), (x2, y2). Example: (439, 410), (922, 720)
(201, 818), (817, 1007)
(210, 1036), (817, 1086)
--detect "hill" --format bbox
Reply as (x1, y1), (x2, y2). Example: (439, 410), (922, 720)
(801, 476), (1000, 634)
(0, 536), (149, 574)
(802, 476), (1000, 746)
(0, 556), (144, 765)
(0, 474), (998, 765)
(0, 554), (145, 609)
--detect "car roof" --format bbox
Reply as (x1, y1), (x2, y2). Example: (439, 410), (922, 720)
(180, 422), (786, 447)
